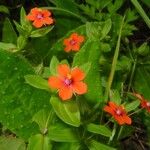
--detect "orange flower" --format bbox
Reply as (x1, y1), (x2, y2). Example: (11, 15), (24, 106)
(104, 102), (132, 125)
(133, 92), (150, 112)
(27, 7), (53, 28)
(63, 33), (85, 52)
(48, 64), (87, 100)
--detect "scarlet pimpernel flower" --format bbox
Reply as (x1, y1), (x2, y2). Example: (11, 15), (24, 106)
(133, 92), (150, 113)
(104, 102), (132, 125)
(27, 7), (53, 28)
(48, 64), (87, 100)
(63, 33), (85, 52)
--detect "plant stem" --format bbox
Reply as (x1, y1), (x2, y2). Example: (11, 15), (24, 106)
(104, 16), (125, 102)
(127, 57), (137, 93)
(117, 126), (123, 140)
(131, 0), (150, 29)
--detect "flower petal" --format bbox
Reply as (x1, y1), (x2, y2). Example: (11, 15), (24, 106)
(72, 44), (80, 51)
(103, 105), (114, 115)
(43, 17), (53, 25)
(71, 68), (85, 81)
(59, 87), (73, 100)
(72, 81), (87, 94)
(33, 20), (43, 28)
(31, 7), (40, 14)
(48, 76), (62, 89)
(26, 14), (35, 21)
(108, 102), (118, 111)
(42, 10), (51, 17)
(115, 116), (125, 125)
(123, 115), (132, 125)
(58, 64), (70, 77)
(78, 35), (84, 43)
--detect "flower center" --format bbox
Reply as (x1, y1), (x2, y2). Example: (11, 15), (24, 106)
(64, 78), (72, 86)
(115, 109), (122, 116)
(37, 13), (44, 19)
(146, 102), (150, 107)
(70, 39), (77, 45)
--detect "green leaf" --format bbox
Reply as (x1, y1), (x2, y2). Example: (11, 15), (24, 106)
(87, 123), (112, 137)
(0, 42), (17, 52)
(17, 35), (27, 50)
(30, 26), (54, 38)
(14, 21), (27, 36)
(28, 134), (52, 150)
(110, 90), (121, 105)
(20, 7), (32, 31)
(0, 136), (26, 150)
(134, 67), (150, 99)
(48, 124), (78, 142)
(86, 22), (102, 41)
(88, 140), (116, 150)
(125, 101), (140, 112)
(78, 62), (91, 76)
(2, 18), (17, 44)
(49, 56), (59, 75)
(54, 0), (79, 14)
(33, 109), (54, 134)
(100, 19), (112, 40)
(73, 40), (102, 102)
(0, 49), (50, 140)
(25, 75), (50, 91)
(0, 5), (9, 14)
(50, 96), (80, 127)
(137, 42), (149, 56)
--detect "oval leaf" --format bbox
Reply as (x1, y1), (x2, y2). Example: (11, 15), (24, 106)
(30, 26), (54, 37)
(48, 125), (78, 142)
(50, 96), (80, 127)
(28, 134), (52, 150)
(87, 123), (112, 137)
(25, 75), (50, 91)
(125, 100), (140, 112)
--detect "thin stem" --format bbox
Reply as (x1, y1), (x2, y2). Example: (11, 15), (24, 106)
(129, 108), (143, 116)
(117, 126), (123, 140)
(108, 123), (117, 144)
(131, 0), (150, 28)
(127, 57), (137, 93)
(104, 15), (125, 102)
(42, 7), (86, 23)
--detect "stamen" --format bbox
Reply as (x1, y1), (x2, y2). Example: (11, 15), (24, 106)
(37, 13), (43, 19)
(116, 109), (122, 115)
(146, 102), (150, 107)
(64, 78), (72, 86)
(70, 39), (77, 45)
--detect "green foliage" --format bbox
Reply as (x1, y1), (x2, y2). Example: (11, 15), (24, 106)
(50, 96), (80, 127)
(0, 136), (26, 150)
(125, 100), (140, 112)
(87, 123), (112, 137)
(48, 124), (79, 142)
(28, 134), (52, 150)
(2, 18), (17, 44)
(88, 140), (116, 150)
(0, 5), (9, 14)
(0, 49), (50, 139)
(25, 75), (50, 91)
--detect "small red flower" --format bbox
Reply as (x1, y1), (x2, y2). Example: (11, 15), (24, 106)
(27, 7), (53, 28)
(104, 102), (132, 125)
(63, 33), (85, 52)
(48, 64), (87, 100)
(133, 92), (150, 112)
